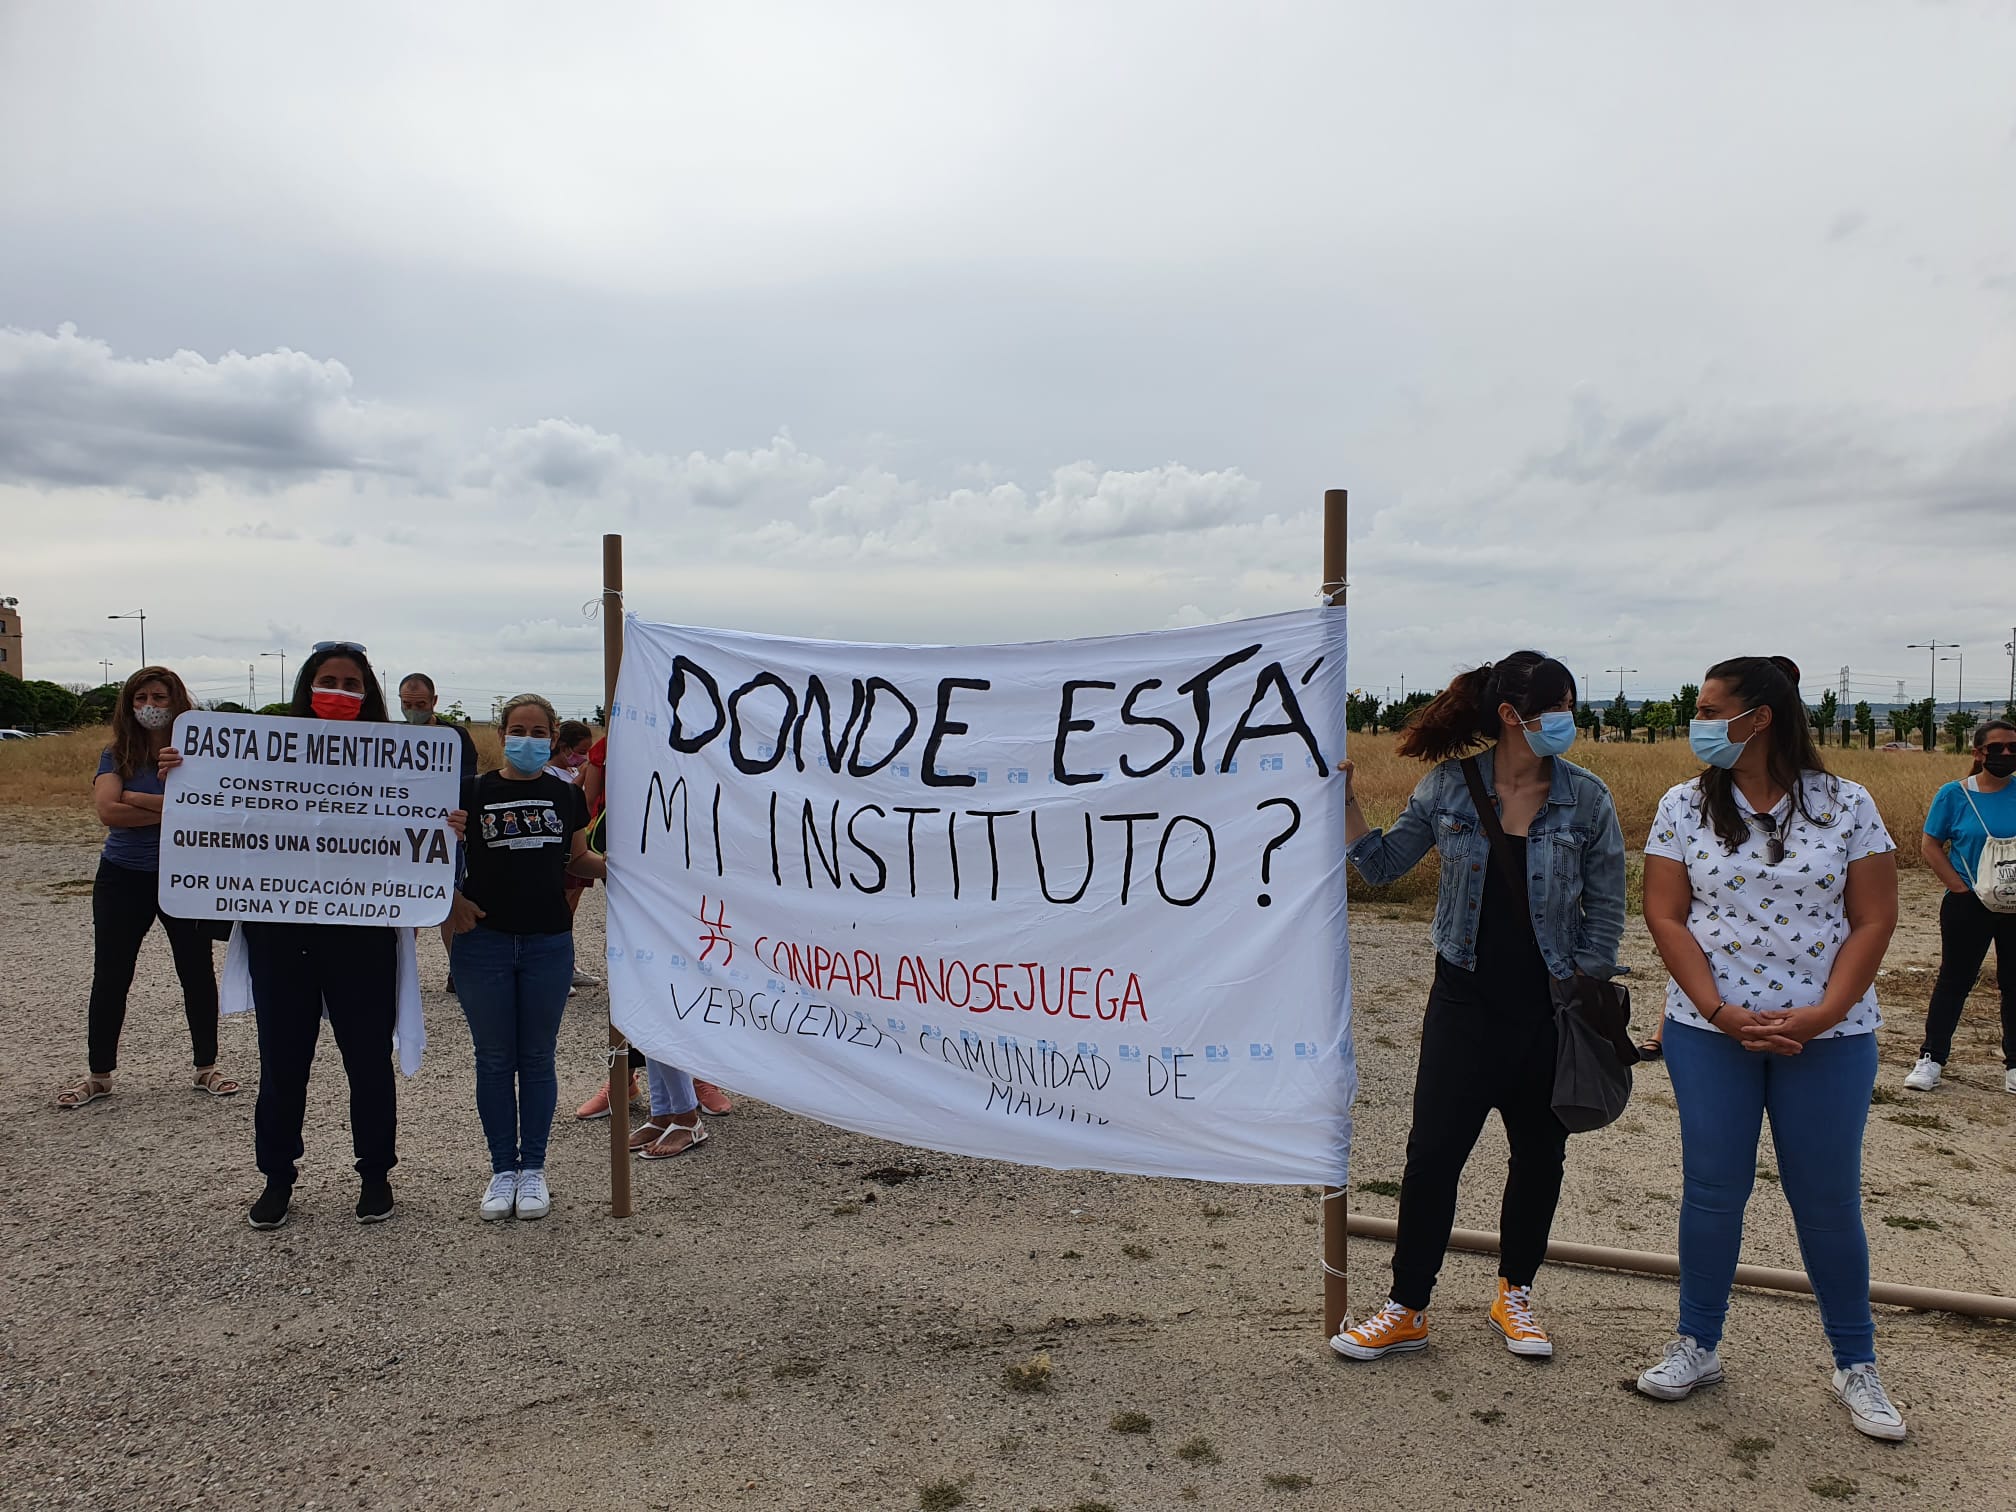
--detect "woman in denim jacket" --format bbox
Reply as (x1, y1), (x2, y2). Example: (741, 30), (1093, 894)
(1330, 651), (1626, 1365)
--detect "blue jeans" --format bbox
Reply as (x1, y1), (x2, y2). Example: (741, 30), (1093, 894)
(451, 927), (573, 1173)
(647, 1058), (697, 1118)
(1664, 1021), (1877, 1368)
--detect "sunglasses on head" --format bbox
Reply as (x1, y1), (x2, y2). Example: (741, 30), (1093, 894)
(312, 640), (368, 655)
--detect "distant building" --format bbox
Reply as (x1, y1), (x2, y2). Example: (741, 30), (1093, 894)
(0, 596), (20, 678)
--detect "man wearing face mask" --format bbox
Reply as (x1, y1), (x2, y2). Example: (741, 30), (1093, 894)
(400, 674), (480, 989)
(445, 693), (600, 1220)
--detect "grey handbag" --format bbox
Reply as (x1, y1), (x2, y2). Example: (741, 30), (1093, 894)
(1459, 756), (1636, 1133)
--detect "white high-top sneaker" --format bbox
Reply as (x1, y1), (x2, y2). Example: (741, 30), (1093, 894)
(1636, 1336), (1724, 1400)
(1832, 1363), (1907, 1441)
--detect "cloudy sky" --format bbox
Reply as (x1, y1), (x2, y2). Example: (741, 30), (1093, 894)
(3, 1), (2013, 719)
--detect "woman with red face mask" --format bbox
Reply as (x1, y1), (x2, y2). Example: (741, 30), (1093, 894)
(166, 642), (464, 1230)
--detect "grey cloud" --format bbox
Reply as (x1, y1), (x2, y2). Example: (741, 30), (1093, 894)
(0, 324), (432, 495)
(1827, 209), (1868, 242)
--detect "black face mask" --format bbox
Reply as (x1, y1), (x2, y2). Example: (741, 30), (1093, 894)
(1984, 751), (2016, 779)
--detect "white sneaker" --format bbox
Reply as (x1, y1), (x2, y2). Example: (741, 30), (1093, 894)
(515, 1168), (551, 1220)
(2004, 1068), (2016, 1096)
(1832, 1363), (1906, 1441)
(1636, 1336), (1724, 1400)
(480, 1170), (518, 1221)
(1903, 1057), (1942, 1092)
(571, 968), (600, 988)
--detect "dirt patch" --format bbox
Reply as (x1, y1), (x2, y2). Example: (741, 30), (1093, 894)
(1, 821), (2009, 1510)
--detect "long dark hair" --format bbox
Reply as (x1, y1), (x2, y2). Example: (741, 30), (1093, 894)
(1970, 717), (2016, 777)
(290, 644), (390, 722)
(1396, 651), (1577, 765)
(106, 665), (193, 780)
(1697, 655), (1833, 853)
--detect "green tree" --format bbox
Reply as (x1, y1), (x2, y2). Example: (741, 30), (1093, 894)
(1346, 692), (1383, 734)
(25, 680), (80, 732)
(1853, 700), (1875, 749)
(1814, 690), (1838, 746)
(1607, 693), (1634, 737)
(257, 702), (293, 717)
(1674, 684), (1700, 723)
(1918, 698), (1937, 752)
(208, 700), (250, 714)
(1639, 700), (1676, 735)
(0, 672), (30, 729)
(1887, 703), (1919, 744)
(76, 682), (121, 724)
(1945, 709), (1979, 753)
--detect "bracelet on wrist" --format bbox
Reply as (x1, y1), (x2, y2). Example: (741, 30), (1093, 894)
(1706, 1003), (1724, 1024)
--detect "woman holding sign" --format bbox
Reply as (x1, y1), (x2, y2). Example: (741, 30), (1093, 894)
(56, 666), (236, 1109)
(175, 642), (462, 1231)
(1332, 652), (1626, 1364)
(449, 694), (605, 1220)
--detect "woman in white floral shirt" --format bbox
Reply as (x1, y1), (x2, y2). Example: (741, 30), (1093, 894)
(1634, 656), (1906, 1442)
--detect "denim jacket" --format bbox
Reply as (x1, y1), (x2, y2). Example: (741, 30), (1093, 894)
(1347, 747), (1627, 980)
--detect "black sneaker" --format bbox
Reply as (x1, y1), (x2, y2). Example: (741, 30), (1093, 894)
(248, 1182), (292, 1230)
(356, 1178), (395, 1224)
(444, 974), (456, 997)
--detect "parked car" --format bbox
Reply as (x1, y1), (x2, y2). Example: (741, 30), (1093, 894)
(0, 728), (34, 741)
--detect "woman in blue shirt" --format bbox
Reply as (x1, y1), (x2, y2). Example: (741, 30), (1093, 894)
(1329, 651), (1626, 1365)
(56, 666), (238, 1108)
(1905, 717), (2016, 1095)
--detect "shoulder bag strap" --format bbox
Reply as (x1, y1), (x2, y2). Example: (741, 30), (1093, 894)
(1460, 755), (1529, 913)
(1959, 779), (2013, 843)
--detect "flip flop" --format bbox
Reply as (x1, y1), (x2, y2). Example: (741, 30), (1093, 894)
(1637, 1040), (1664, 1062)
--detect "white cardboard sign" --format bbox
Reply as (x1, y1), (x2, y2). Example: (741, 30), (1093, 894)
(158, 713), (462, 927)
(606, 609), (1355, 1186)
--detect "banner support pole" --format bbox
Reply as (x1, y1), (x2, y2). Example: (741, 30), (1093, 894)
(602, 533), (634, 1220)
(1321, 488), (1349, 1339)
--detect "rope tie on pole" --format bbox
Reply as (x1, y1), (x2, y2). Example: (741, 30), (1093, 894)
(583, 588), (627, 619)
(1316, 580), (1348, 606)
(1317, 1185), (1349, 1278)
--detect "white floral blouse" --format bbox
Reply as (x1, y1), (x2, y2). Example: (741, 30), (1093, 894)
(1645, 774), (1894, 1037)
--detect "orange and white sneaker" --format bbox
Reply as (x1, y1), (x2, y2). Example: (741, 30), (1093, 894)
(1329, 1299), (1429, 1361)
(1490, 1278), (1553, 1358)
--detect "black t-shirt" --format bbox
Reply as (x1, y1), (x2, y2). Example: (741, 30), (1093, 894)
(463, 770), (588, 935)
(1436, 834), (1552, 1010)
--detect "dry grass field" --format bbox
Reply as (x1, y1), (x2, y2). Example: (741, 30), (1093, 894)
(1344, 732), (1972, 907)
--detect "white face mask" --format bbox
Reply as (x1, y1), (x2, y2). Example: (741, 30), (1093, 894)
(133, 704), (173, 731)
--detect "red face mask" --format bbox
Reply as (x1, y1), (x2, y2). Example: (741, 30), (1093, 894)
(311, 687), (365, 721)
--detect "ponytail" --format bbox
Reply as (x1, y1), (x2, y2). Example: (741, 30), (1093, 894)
(1396, 651), (1577, 765)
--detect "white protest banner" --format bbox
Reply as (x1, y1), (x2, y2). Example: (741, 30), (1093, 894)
(606, 609), (1353, 1185)
(158, 713), (462, 927)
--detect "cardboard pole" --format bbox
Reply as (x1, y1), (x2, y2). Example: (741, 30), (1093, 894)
(602, 533), (634, 1220)
(1345, 1213), (2016, 1320)
(1321, 488), (1349, 1339)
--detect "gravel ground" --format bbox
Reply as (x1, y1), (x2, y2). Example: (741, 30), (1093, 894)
(3, 810), (2012, 1511)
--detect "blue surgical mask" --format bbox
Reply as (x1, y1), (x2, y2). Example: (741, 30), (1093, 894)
(1520, 710), (1577, 759)
(504, 736), (552, 774)
(1689, 710), (1757, 770)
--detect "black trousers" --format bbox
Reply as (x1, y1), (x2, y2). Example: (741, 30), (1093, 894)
(88, 858), (219, 1075)
(1921, 889), (2016, 1069)
(1389, 964), (1568, 1311)
(244, 922), (398, 1186)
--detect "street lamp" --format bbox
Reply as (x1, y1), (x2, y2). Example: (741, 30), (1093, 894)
(262, 650), (287, 705)
(1907, 641), (1959, 720)
(107, 609), (147, 667)
(1606, 666), (1638, 699)
(1941, 653), (1964, 710)
(99, 658), (115, 685)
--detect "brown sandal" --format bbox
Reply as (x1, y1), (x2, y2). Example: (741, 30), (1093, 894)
(56, 1074), (113, 1109)
(193, 1066), (241, 1098)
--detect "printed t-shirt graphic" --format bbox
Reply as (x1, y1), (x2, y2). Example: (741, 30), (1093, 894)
(462, 770), (588, 935)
